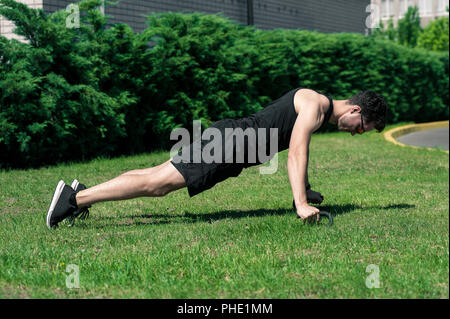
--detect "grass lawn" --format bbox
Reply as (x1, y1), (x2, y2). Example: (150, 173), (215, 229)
(0, 123), (448, 298)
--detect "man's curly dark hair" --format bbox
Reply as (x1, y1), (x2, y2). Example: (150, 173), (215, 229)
(347, 91), (388, 132)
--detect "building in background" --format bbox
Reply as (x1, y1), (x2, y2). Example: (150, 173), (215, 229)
(1, 0), (43, 41)
(371, 0), (449, 28)
(1, 0), (372, 40)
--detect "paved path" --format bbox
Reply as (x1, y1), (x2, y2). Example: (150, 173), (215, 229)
(397, 127), (449, 151)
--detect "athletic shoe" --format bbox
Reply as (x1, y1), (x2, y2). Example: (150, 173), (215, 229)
(66, 179), (91, 225)
(46, 180), (78, 229)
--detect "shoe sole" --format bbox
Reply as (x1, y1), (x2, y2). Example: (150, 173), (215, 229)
(71, 179), (79, 191)
(46, 180), (65, 229)
(69, 179), (90, 223)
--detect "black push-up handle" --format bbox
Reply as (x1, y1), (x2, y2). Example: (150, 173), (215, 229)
(292, 200), (333, 226)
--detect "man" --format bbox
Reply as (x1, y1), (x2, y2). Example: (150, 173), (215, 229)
(46, 88), (387, 229)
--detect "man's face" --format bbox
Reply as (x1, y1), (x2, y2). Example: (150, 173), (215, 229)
(337, 107), (376, 135)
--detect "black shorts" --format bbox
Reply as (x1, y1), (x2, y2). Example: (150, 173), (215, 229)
(170, 118), (265, 197)
(171, 159), (244, 197)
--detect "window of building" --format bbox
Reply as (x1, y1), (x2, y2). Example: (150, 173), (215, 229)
(419, 0), (434, 15)
(381, 0), (389, 18)
(400, 0), (415, 16)
(438, 0), (449, 12)
(389, 0), (395, 16)
(381, 0), (395, 17)
(400, 0), (407, 16)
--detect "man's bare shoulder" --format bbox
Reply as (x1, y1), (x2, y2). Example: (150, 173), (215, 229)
(293, 88), (324, 115)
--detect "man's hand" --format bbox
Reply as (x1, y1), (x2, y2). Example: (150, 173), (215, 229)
(306, 189), (324, 204)
(296, 203), (320, 224)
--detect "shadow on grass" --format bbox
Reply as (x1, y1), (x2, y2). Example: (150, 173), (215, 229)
(319, 203), (415, 216)
(89, 203), (415, 228)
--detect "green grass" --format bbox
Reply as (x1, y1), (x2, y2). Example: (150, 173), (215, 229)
(0, 124), (448, 298)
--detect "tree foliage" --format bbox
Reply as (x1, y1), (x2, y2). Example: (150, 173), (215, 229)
(417, 15), (449, 51)
(372, 5), (449, 52)
(397, 6), (422, 48)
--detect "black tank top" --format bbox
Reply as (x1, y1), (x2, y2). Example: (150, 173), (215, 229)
(236, 87), (334, 154)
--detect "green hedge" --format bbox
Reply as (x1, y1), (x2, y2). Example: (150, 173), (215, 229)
(0, 0), (448, 168)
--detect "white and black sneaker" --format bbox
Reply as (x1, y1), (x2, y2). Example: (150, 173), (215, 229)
(66, 179), (91, 225)
(46, 180), (78, 229)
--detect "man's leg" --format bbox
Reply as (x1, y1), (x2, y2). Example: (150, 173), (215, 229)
(75, 159), (186, 208)
(119, 163), (167, 176)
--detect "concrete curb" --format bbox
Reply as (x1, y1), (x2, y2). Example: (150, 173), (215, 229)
(384, 120), (449, 154)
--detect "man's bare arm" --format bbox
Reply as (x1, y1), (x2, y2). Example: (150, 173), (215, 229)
(287, 93), (322, 220)
(287, 139), (309, 207)
(305, 148), (310, 189)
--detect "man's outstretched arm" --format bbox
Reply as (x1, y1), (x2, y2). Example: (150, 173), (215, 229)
(287, 95), (322, 223)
